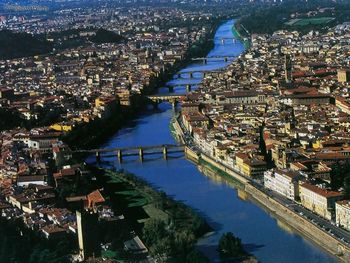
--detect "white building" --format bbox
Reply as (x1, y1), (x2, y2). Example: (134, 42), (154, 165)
(336, 200), (350, 231)
(264, 169), (301, 200)
(299, 183), (343, 221)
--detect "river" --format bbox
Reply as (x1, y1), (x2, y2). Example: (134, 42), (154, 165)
(86, 20), (337, 263)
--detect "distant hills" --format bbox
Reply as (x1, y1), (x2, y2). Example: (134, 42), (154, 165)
(0, 28), (125, 60)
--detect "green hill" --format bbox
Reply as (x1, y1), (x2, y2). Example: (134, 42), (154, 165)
(0, 30), (53, 59)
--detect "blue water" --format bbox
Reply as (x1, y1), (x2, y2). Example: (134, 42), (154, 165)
(87, 20), (337, 263)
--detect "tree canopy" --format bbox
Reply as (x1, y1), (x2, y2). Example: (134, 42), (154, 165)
(0, 30), (52, 59)
(218, 232), (246, 258)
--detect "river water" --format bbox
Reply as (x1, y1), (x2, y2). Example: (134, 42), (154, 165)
(87, 20), (337, 262)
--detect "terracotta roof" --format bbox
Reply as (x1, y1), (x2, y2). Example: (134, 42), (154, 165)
(87, 190), (105, 208)
(300, 182), (343, 198)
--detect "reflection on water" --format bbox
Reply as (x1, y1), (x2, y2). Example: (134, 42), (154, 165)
(87, 20), (337, 263)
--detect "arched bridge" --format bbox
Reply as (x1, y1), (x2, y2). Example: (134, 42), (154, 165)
(175, 70), (223, 79)
(146, 94), (185, 108)
(73, 144), (185, 162)
(218, 37), (237, 45)
(191, 56), (236, 64)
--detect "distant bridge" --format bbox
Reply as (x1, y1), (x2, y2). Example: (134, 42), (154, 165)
(73, 144), (185, 162)
(165, 83), (198, 92)
(175, 70), (223, 79)
(146, 94), (185, 108)
(191, 55), (236, 64)
(218, 37), (238, 45)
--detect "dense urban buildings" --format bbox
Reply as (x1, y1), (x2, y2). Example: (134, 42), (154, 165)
(2, 0), (350, 262)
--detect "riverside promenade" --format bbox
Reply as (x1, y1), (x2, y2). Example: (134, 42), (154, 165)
(174, 115), (350, 262)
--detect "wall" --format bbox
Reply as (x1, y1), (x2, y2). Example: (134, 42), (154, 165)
(245, 183), (350, 262)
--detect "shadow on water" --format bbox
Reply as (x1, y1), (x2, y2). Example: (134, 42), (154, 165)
(244, 243), (265, 254)
(196, 243), (264, 263)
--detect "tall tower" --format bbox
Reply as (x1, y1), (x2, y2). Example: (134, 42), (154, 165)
(284, 54), (292, 83)
(76, 210), (101, 260)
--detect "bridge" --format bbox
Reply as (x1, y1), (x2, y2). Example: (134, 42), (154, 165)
(175, 70), (223, 79)
(146, 94), (185, 108)
(165, 83), (198, 92)
(73, 144), (185, 162)
(218, 37), (237, 45)
(191, 55), (236, 64)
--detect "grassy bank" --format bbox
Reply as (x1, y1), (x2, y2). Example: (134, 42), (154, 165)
(90, 166), (212, 261)
(232, 22), (250, 49)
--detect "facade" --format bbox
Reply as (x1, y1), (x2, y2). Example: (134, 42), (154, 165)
(280, 94), (330, 106)
(338, 69), (350, 83)
(77, 210), (101, 260)
(299, 182), (343, 220)
(235, 152), (267, 177)
(336, 200), (350, 231)
(264, 169), (301, 200)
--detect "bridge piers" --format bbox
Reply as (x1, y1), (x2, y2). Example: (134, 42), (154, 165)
(203, 59), (207, 65)
(171, 100), (177, 109)
(96, 151), (101, 163)
(186, 84), (191, 92)
(221, 38), (225, 45)
(168, 86), (174, 93)
(117, 149), (123, 162)
(189, 72), (193, 78)
(224, 57), (228, 62)
(163, 147), (168, 160)
(139, 148), (144, 161)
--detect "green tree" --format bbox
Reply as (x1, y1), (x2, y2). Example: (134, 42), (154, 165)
(344, 175), (350, 199)
(142, 218), (167, 245)
(185, 250), (210, 263)
(172, 230), (196, 260)
(218, 232), (245, 258)
(149, 237), (172, 259)
(330, 161), (350, 191)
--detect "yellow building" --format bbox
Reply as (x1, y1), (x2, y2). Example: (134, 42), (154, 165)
(337, 69), (350, 83)
(50, 123), (73, 132)
(235, 152), (266, 178)
(299, 182), (343, 220)
(336, 200), (350, 231)
(94, 97), (117, 119)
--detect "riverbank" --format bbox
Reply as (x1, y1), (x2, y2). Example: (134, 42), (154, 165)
(232, 22), (250, 49)
(62, 19), (224, 157)
(176, 119), (350, 262)
(89, 166), (213, 261)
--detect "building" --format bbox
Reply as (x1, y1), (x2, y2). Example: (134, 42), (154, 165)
(235, 152), (266, 178)
(337, 69), (350, 83)
(336, 200), (350, 231)
(77, 210), (101, 260)
(264, 169), (301, 200)
(299, 182), (343, 220)
(280, 93), (330, 106)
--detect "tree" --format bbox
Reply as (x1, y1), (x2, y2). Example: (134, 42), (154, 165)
(218, 232), (245, 258)
(90, 29), (124, 44)
(142, 219), (167, 246)
(172, 230), (196, 260)
(344, 175), (350, 199)
(149, 237), (172, 259)
(185, 250), (210, 263)
(330, 161), (350, 191)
